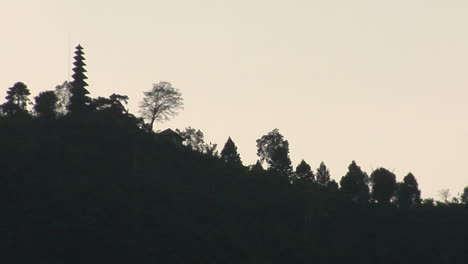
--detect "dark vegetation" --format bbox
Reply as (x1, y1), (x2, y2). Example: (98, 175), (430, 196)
(1, 45), (468, 263)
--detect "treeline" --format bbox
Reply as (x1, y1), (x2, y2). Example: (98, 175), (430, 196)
(2, 79), (467, 207)
(1, 46), (468, 263)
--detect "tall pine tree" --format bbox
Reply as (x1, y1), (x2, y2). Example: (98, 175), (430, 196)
(220, 137), (242, 166)
(316, 162), (338, 191)
(68, 44), (90, 115)
(316, 162), (331, 186)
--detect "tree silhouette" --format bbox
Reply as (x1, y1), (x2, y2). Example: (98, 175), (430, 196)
(315, 162), (339, 191)
(292, 160), (315, 186)
(68, 45), (90, 115)
(461, 186), (468, 204)
(1, 82), (30, 116)
(250, 160), (265, 175)
(422, 198), (435, 207)
(177, 127), (206, 152)
(204, 142), (219, 157)
(139, 81), (183, 132)
(340, 161), (369, 203)
(316, 162), (330, 186)
(270, 145), (292, 176)
(327, 180), (339, 192)
(438, 189), (451, 203)
(177, 127), (217, 155)
(34, 91), (58, 119)
(220, 137), (242, 166)
(54, 81), (72, 116)
(93, 94), (129, 115)
(370, 167), (397, 204)
(256, 129), (292, 176)
(396, 173), (421, 208)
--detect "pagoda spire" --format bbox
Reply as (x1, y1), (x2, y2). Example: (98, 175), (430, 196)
(68, 44), (90, 114)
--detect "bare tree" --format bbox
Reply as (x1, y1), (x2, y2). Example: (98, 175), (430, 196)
(139, 81), (183, 132)
(438, 188), (451, 203)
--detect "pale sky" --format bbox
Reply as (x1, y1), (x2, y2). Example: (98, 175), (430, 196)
(1, 0), (468, 199)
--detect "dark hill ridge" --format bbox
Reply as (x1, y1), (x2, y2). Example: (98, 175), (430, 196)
(1, 116), (468, 263)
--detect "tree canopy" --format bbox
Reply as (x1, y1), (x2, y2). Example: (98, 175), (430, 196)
(1, 82), (30, 116)
(34, 91), (58, 119)
(461, 186), (468, 204)
(256, 129), (292, 176)
(293, 160), (315, 186)
(177, 126), (218, 155)
(396, 173), (421, 208)
(316, 162), (330, 186)
(220, 137), (242, 167)
(139, 81), (183, 132)
(370, 167), (397, 204)
(340, 161), (370, 203)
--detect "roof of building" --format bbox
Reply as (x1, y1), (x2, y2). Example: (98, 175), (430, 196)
(157, 128), (184, 140)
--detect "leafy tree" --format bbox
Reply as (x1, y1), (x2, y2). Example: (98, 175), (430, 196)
(34, 91), (58, 119)
(204, 142), (219, 157)
(292, 160), (314, 186)
(1, 82), (31, 116)
(396, 173), (421, 208)
(256, 129), (292, 176)
(340, 161), (369, 203)
(68, 45), (91, 115)
(269, 145), (292, 176)
(177, 127), (217, 155)
(220, 137), (242, 166)
(109, 94), (129, 111)
(139, 81), (183, 132)
(1, 101), (19, 116)
(370, 167), (397, 204)
(54, 81), (72, 116)
(460, 187), (468, 204)
(422, 198), (435, 207)
(177, 127), (206, 152)
(92, 94), (129, 115)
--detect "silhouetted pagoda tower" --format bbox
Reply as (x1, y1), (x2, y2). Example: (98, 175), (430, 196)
(68, 44), (90, 114)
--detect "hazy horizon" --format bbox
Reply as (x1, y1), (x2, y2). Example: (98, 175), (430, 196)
(2, 0), (468, 199)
